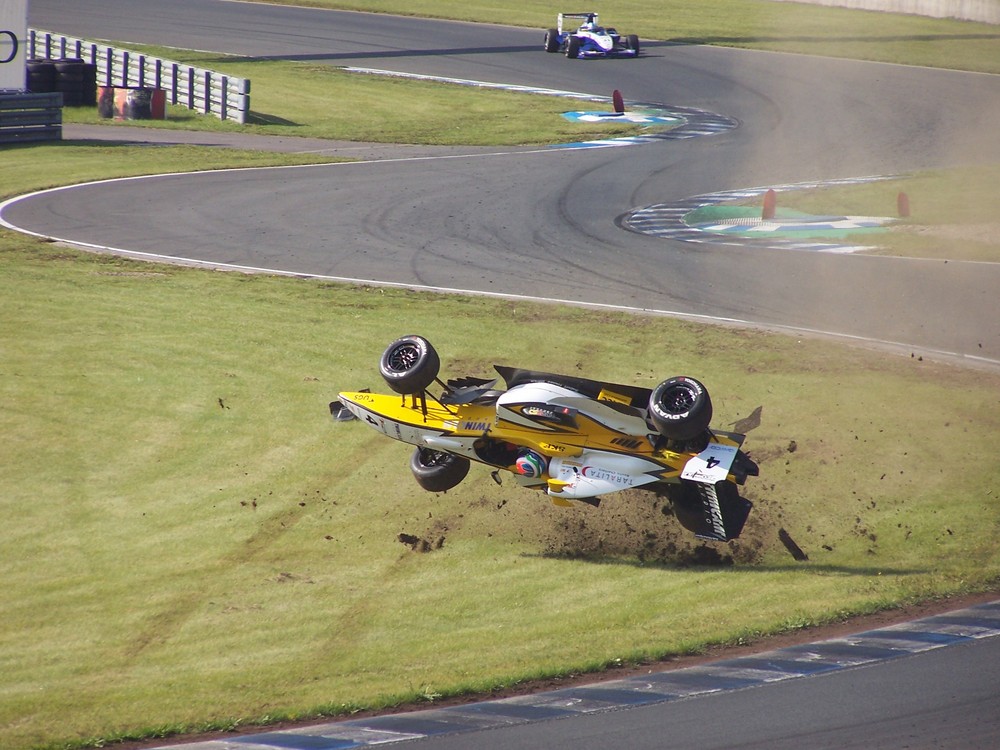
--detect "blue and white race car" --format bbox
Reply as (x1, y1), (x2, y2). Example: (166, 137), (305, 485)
(544, 13), (640, 59)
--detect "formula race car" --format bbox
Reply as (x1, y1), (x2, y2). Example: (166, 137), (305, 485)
(544, 13), (640, 59)
(330, 336), (758, 542)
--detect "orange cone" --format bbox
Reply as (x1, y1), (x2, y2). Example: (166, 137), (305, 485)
(612, 89), (625, 114)
(762, 189), (777, 220)
(897, 191), (910, 218)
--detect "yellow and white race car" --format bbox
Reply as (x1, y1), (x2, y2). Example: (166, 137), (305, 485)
(331, 335), (758, 542)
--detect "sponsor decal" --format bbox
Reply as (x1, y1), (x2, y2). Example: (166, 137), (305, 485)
(460, 421), (490, 433)
(581, 465), (634, 486)
(682, 443), (738, 484)
(701, 486), (726, 540)
(0, 0), (27, 90)
(598, 388), (632, 405)
(519, 403), (577, 426)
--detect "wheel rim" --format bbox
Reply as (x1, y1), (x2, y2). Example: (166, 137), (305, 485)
(387, 343), (420, 373)
(419, 449), (451, 467)
(661, 384), (696, 414)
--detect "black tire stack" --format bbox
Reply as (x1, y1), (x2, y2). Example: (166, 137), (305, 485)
(26, 58), (97, 106)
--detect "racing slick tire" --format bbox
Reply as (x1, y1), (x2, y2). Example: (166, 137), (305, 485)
(626, 34), (640, 56)
(410, 447), (470, 492)
(379, 335), (441, 395)
(544, 28), (560, 53)
(648, 377), (713, 441)
(565, 36), (581, 58)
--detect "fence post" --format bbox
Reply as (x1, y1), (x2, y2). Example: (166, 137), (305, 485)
(220, 76), (228, 120)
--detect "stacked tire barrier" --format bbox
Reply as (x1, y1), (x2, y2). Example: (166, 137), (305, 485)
(29, 29), (251, 124)
(26, 58), (97, 106)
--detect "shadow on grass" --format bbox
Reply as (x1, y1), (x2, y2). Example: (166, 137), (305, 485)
(527, 551), (928, 577)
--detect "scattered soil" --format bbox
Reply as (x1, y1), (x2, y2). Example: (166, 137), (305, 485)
(118, 405), (999, 749)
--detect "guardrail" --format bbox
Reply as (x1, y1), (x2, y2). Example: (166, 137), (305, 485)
(27, 28), (251, 123)
(0, 91), (62, 143)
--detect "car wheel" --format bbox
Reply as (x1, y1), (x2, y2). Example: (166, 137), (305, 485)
(379, 335), (441, 395)
(410, 447), (470, 492)
(544, 28), (560, 53)
(627, 34), (640, 56)
(648, 376), (713, 441)
(565, 36), (581, 58)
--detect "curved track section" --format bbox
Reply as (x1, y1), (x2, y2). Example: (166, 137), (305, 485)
(19, 0), (1000, 367)
(151, 600), (1000, 749)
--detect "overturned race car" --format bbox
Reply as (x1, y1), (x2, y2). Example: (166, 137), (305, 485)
(544, 12), (640, 59)
(331, 336), (758, 542)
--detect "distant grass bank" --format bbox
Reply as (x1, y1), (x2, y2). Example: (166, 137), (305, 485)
(257, 0), (1000, 73)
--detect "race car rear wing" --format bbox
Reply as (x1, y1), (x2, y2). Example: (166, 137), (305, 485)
(557, 12), (599, 33)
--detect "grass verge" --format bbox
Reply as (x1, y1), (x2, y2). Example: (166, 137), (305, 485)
(63, 46), (648, 146)
(2, 231), (999, 750)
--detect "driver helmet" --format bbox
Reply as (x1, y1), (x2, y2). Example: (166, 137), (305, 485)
(514, 449), (546, 478)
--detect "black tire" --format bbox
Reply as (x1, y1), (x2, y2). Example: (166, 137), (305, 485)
(379, 335), (440, 395)
(544, 29), (560, 53)
(565, 36), (581, 58)
(648, 376), (713, 441)
(410, 447), (470, 492)
(627, 34), (640, 56)
(26, 59), (57, 93)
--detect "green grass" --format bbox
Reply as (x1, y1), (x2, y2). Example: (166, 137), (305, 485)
(65, 46), (648, 146)
(2, 230), (1000, 750)
(3, 2), (1000, 747)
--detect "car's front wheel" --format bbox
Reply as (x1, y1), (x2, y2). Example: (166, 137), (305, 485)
(379, 335), (440, 395)
(565, 36), (581, 58)
(648, 376), (713, 441)
(544, 28), (560, 53)
(626, 34), (640, 56)
(410, 447), (470, 492)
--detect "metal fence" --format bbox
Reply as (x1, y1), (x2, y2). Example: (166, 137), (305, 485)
(28, 28), (251, 124)
(0, 92), (62, 143)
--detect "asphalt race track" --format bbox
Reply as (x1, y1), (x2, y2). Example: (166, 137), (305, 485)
(14, 1), (1000, 747)
(14, 0), (1000, 369)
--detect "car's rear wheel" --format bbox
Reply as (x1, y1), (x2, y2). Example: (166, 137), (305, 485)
(544, 28), (560, 53)
(648, 376), (713, 441)
(379, 335), (440, 395)
(565, 36), (581, 58)
(410, 447), (470, 492)
(627, 34), (640, 56)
